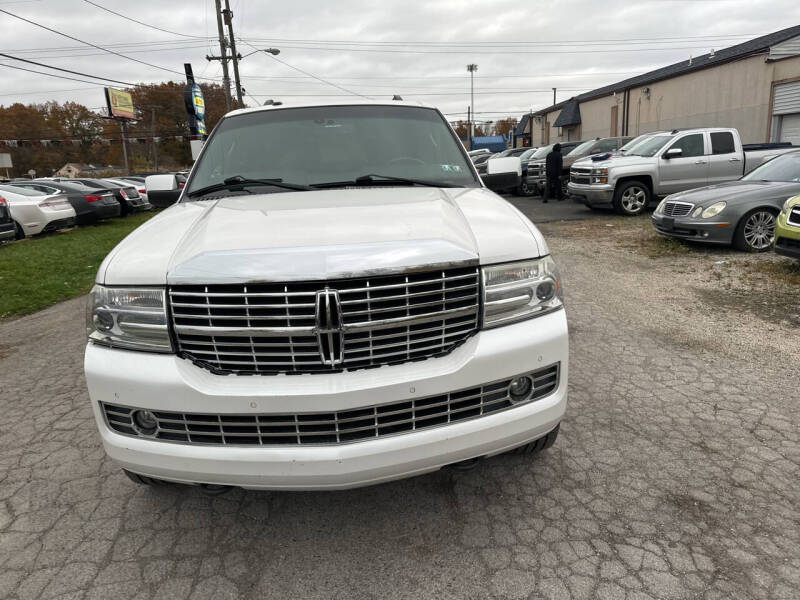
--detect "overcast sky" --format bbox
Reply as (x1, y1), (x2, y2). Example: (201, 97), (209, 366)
(1, 0), (799, 126)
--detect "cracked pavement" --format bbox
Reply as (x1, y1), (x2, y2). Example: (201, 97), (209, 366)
(1, 214), (798, 600)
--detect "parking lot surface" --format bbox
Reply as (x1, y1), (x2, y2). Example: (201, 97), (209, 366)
(1, 215), (798, 600)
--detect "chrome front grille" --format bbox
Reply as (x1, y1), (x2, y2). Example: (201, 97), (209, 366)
(662, 201), (694, 217)
(169, 266), (481, 375)
(101, 363), (560, 446)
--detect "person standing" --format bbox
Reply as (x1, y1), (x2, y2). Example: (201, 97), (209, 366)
(544, 143), (563, 203)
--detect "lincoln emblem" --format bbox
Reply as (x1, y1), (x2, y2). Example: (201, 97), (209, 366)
(315, 289), (344, 366)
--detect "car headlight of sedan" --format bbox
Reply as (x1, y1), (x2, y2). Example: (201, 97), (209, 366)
(701, 201), (726, 219)
(655, 199), (666, 215)
(482, 257), (563, 328)
(781, 196), (797, 215)
(87, 285), (173, 352)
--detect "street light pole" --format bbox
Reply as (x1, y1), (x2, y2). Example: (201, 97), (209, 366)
(467, 64), (477, 148)
(212, 0), (231, 111)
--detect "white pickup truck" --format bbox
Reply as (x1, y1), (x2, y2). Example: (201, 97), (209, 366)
(84, 100), (568, 492)
(567, 127), (796, 215)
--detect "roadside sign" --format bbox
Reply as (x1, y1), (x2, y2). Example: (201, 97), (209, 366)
(0, 153), (11, 168)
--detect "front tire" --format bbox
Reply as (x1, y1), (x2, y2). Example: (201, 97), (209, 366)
(613, 181), (651, 216)
(506, 424), (560, 455)
(733, 208), (778, 252)
(517, 180), (535, 197)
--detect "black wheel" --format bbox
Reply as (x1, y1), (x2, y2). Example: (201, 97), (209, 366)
(13, 221), (25, 240)
(613, 181), (651, 216)
(733, 208), (778, 252)
(561, 177), (569, 198)
(517, 180), (535, 197)
(506, 424), (560, 455)
(123, 469), (170, 486)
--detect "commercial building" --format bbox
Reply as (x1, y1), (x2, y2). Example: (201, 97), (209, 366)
(520, 25), (800, 147)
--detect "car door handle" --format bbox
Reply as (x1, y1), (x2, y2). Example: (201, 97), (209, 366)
(728, 157), (741, 162)
(694, 160), (707, 164)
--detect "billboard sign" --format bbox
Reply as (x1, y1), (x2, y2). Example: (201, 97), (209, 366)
(105, 87), (135, 120)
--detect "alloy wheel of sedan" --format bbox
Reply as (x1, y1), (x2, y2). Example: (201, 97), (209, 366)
(742, 210), (776, 251)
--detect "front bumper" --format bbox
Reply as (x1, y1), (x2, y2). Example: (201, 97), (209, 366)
(567, 182), (614, 206)
(651, 213), (733, 244)
(775, 211), (800, 259)
(85, 310), (569, 490)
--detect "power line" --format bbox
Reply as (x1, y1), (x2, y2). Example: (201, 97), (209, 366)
(3, 43), (211, 61)
(0, 62), (105, 86)
(81, 0), (209, 39)
(0, 86), (96, 97)
(0, 52), (134, 85)
(0, 7), (211, 80)
(239, 40), (369, 99)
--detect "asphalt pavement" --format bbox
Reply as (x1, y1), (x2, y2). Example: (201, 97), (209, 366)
(503, 193), (617, 224)
(0, 214), (798, 599)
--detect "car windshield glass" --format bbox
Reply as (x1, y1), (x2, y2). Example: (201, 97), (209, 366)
(186, 105), (478, 195)
(531, 144), (553, 159)
(566, 140), (596, 156)
(519, 148), (536, 160)
(627, 135), (673, 157)
(0, 184), (45, 196)
(742, 153), (800, 182)
(620, 135), (653, 153)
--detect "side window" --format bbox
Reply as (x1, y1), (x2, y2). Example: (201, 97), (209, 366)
(710, 132), (735, 155)
(667, 133), (705, 158)
(593, 139), (619, 153)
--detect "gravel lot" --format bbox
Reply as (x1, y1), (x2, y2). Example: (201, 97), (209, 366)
(1, 210), (798, 600)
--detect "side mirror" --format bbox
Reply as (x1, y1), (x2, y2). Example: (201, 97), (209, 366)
(145, 174), (178, 192)
(482, 156), (521, 192)
(663, 148), (683, 160)
(145, 174), (180, 208)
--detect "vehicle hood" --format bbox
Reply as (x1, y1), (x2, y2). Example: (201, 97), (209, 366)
(572, 154), (652, 169)
(99, 187), (543, 285)
(666, 180), (800, 207)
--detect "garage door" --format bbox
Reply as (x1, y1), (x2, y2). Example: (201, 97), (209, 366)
(772, 82), (800, 144)
(778, 113), (800, 144)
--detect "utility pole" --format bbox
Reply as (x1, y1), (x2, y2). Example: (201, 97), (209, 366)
(119, 121), (129, 176)
(529, 108), (533, 147)
(467, 64), (477, 147)
(150, 107), (158, 171)
(223, 0), (244, 107)
(207, 0), (232, 111)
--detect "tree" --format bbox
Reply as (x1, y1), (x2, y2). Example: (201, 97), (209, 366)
(494, 117), (518, 137)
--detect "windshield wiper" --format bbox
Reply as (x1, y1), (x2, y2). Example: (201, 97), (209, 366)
(312, 173), (459, 189)
(186, 175), (313, 198)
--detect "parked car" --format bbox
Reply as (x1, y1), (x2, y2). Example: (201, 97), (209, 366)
(86, 100), (567, 492)
(0, 193), (15, 243)
(10, 180), (120, 223)
(775, 194), (800, 259)
(651, 151), (800, 252)
(524, 141), (584, 195)
(515, 147), (540, 196)
(568, 127), (798, 216)
(468, 148), (491, 158)
(114, 177), (149, 203)
(0, 184), (76, 238)
(101, 178), (153, 212)
(563, 136), (632, 175)
(55, 178), (149, 216)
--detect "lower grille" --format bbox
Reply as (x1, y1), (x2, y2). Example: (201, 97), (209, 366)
(570, 175), (590, 185)
(102, 363), (560, 446)
(662, 201), (693, 217)
(776, 236), (800, 250)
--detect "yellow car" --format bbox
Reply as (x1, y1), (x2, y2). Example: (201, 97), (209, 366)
(775, 195), (800, 259)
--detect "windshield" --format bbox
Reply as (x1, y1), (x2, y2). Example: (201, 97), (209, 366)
(742, 152), (800, 182)
(531, 144), (553, 159)
(620, 135), (651, 153)
(519, 148), (537, 161)
(566, 140), (596, 156)
(187, 105), (478, 194)
(626, 135), (673, 157)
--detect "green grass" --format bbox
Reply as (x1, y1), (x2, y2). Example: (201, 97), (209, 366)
(0, 212), (156, 319)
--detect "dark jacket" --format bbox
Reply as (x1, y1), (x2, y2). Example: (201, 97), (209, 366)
(545, 144), (563, 179)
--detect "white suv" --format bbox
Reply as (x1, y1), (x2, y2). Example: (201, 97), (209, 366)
(84, 101), (569, 491)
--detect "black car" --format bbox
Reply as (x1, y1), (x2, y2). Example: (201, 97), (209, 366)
(57, 178), (149, 216)
(0, 193), (15, 242)
(10, 180), (120, 224)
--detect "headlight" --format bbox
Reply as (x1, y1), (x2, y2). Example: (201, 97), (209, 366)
(87, 285), (173, 352)
(692, 206), (703, 218)
(701, 201), (726, 219)
(781, 196), (797, 215)
(655, 199), (666, 215)
(590, 167), (608, 184)
(482, 257), (563, 328)
(591, 168), (608, 176)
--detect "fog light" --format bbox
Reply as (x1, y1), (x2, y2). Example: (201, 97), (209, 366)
(132, 409), (158, 435)
(536, 280), (556, 302)
(508, 376), (533, 403)
(93, 309), (114, 332)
